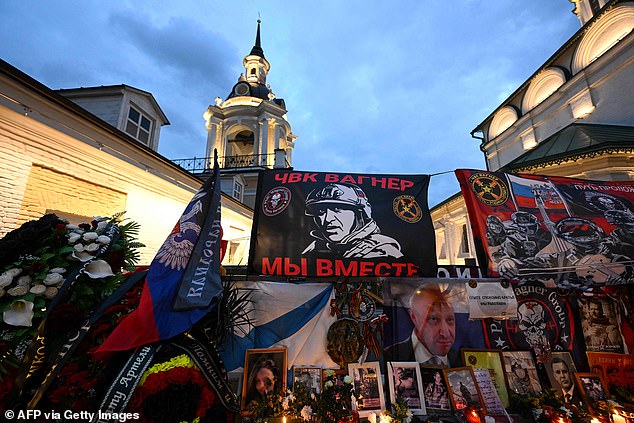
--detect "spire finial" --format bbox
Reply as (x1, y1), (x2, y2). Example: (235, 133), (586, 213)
(249, 17), (265, 58)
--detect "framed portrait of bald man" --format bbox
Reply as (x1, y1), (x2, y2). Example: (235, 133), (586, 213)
(544, 352), (579, 404)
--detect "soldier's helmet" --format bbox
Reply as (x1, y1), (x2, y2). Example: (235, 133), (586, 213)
(605, 209), (634, 229)
(305, 183), (372, 220)
(512, 211), (539, 236)
(556, 217), (604, 249)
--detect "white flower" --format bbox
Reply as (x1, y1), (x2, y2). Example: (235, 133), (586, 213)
(74, 243), (85, 252)
(300, 405), (313, 421)
(310, 393), (316, 400)
(49, 267), (66, 274)
(85, 243), (100, 252)
(43, 272), (64, 286)
(84, 260), (114, 279)
(83, 232), (99, 241)
(7, 286), (28, 296)
(282, 398), (289, 410)
(96, 220), (109, 231)
(343, 375), (353, 384)
(68, 233), (81, 243)
(96, 235), (111, 244)
(44, 286), (58, 299)
(325, 381), (333, 389)
(0, 274), (13, 288)
(3, 299), (34, 326)
(66, 224), (80, 230)
(29, 285), (46, 295)
(5, 268), (22, 278)
(72, 250), (95, 262)
(16, 275), (32, 287)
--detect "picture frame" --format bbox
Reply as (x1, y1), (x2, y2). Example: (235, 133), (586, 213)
(321, 368), (348, 390)
(500, 350), (542, 397)
(544, 351), (578, 397)
(420, 366), (451, 414)
(348, 362), (385, 418)
(241, 348), (287, 412)
(227, 369), (243, 396)
(462, 349), (509, 408)
(575, 373), (608, 413)
(420, 366), (452, 414)
(293, 366), (322, 395)
(386, 362), (426, 415)
(587, 352), (634, 394)
(443, 367), (486, 413)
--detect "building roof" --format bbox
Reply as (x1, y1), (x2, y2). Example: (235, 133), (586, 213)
(470, 0), (621, 140)
(249, 19), (265, 59)
(502, 123), (634, 171)
(0, 58), (192, 181)
(56, 84), (170, 124)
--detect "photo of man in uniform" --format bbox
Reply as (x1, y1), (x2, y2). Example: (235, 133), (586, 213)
(302, 183), (403, 259)
(385, 283), (458, 366)
(581, 299), (623, 353)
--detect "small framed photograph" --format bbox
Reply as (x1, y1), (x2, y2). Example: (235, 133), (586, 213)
(443, 367), (486, 413)
(227, 369), (243, 396)
(322, 368), (348, 389)
(420, 366), (451, 413)
(348, 362), (385, 418)
(241, 348), (287, 411)
(575, 373), (608, 411)
(462, 349), (509, 408)
(387, 362), (426, 415)
(544, 351), (578, 401)
(587, 351), (634, 394)
(293, 366), (322, 395)
(500, 350), (542, 396)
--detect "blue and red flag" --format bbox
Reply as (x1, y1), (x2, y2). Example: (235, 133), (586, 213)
(96, 153), (223, 355)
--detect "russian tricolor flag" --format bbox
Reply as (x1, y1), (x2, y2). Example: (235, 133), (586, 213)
(96, 152), (223, 355)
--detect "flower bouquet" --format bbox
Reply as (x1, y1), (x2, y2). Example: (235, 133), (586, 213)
(0, 213), (143, 410)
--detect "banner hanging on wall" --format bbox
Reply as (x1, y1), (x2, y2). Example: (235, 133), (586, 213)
(455, 169), (634, 288)
(249, 170), (436, 278)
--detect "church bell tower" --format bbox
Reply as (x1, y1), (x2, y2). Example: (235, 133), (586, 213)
(203, 20), (296, 208)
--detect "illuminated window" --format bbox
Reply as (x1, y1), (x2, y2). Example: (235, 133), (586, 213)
(125, 105), (153, 145)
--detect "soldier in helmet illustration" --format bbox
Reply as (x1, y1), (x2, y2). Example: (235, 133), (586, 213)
(302, 183), (403, 258)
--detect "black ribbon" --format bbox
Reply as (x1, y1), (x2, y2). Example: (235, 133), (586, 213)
(27, 269), (147, 408)
(93, 344), (160, 423)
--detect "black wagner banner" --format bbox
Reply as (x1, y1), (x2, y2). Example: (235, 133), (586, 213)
(249, 170), (436, 278)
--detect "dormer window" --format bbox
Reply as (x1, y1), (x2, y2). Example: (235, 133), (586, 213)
(232, 179), (244, 202)
(125, 105), (152, 145)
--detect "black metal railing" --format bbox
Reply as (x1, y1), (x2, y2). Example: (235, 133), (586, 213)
(172, 154), (274, 173)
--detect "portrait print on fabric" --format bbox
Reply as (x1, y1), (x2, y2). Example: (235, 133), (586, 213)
(249, 171), (436, 278)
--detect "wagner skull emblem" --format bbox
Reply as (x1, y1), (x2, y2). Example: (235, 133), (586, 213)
(517, 301), (546, 348)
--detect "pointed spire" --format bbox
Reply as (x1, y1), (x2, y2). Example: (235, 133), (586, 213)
(249, 19), (265, 59)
